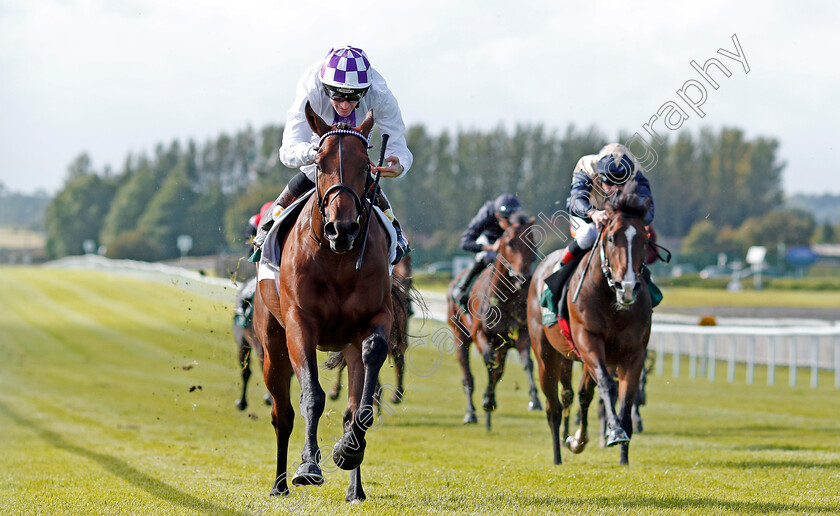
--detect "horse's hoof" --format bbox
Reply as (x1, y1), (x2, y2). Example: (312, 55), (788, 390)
(463, 413), (478, 424)
(263, 394), (273, 406)
(566, 429), (588, 454)
(270, 474), (289, 496)
(529, 399), (542, 411)
(333, 435), (366, 471)
(328, 390), (340, 401)
(235, 399), (247, 411)
(634, 420), (644, 433)
(291, 462), (324, 486)
(605, 427), (630, 447)
(390, 391), (404, 404)
(482, 396), (496, 412)
(269, 485), (289, 496)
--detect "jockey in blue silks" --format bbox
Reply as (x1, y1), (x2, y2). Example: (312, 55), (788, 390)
(451, 193), (522, 308)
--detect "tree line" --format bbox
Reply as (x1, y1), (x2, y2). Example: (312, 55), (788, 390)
(45, 120), (821, 266)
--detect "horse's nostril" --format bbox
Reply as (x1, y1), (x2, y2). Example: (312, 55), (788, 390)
(324, 222), (337, 239)
(348, 222), (360, 239)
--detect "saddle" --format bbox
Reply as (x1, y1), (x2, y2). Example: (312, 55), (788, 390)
(538, 253), (585, 327)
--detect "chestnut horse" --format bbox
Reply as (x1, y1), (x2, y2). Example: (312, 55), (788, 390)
(253, 103), (396, 502)
(447, 212), (541, 430)
(328, 253), (412, 405)
(527, 188), (651, 465)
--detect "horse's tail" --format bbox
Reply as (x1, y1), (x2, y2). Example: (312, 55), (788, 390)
(389, 274), (426, 357)
(324, 351), (346, 370)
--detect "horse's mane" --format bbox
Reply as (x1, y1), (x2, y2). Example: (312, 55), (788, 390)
(606, 180), (649, 219)
(335, 122), (352, 130)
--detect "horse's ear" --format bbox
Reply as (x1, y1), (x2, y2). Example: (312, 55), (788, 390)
(358, 109), (375, 138)
(305, 101), (331, 137)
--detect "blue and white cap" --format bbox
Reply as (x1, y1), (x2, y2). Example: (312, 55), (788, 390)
(320, 46), (372, 92)
(596, 143), (637, 185)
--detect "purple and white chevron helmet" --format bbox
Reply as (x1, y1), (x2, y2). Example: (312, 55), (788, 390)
(320, 46), (372, 95)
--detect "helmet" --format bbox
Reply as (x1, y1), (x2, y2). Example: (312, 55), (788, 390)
(493, 193), (522, 218)
(596, 148), (635, 185)
(320, 46), (372, 98)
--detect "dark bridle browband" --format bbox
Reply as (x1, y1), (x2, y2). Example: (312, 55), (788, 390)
(314, 129), (372, 238)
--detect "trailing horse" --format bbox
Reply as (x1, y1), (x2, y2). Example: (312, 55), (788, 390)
(232, 276), (271, 411)
(447, 213), (541, 430)
(527, 186), (652, 465)
(253, 103), (403, 502)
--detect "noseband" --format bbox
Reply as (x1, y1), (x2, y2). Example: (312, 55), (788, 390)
(314, 129), (372, 230)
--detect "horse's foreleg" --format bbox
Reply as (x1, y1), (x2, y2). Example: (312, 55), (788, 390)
(339, 345), (366, 502)
(616, 353), (645, 465)
(592, 362), (629, 448)
(454, 327), (477, 424)
(482, 345), (508, 431)
(517, 337), (542, 411)
(284, 318), (326, 487)
(333, 322), (389, 474)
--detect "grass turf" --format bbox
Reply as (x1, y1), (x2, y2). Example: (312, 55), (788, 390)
(1, 267), (838, 515)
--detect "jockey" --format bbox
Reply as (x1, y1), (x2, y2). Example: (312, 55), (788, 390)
(451, 193), (522, 308)
(254, 45), (412, 264)
(246, 201), (274, 249)
(550, 143), (655, 290)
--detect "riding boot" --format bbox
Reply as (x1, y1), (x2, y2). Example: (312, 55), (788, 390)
(452, 260), (486, 309)
(560, 240), (585, 265)
(545, 241), (589, 298)
(252, 187), (296, 250)
(375, 188), (410, 265)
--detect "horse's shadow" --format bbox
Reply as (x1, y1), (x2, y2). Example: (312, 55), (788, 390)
(0, 401), (240, 516)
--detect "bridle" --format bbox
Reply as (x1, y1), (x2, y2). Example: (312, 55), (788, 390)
(596, 213), (644, 293)
(312, 128), (372, 242)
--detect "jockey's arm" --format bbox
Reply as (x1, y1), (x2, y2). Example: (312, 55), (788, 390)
(567, 171), (596, 221)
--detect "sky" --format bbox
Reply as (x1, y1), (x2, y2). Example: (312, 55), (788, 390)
(1, 0), (839, 196)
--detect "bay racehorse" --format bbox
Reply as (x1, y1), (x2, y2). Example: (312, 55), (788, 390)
(527, 187), (652, 465)
(253, 103), (401, 502)
(328, 253), (413, 405)
(447, 212), (541, 430)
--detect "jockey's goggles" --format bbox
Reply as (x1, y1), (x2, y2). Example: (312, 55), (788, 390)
(324, 84), (368, 103)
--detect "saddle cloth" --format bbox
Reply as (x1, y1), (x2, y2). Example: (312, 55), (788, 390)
(257, 190), (397, 282)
